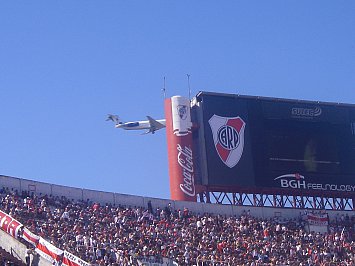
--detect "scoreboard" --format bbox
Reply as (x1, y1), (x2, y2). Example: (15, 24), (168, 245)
(192, 92), (355, 194)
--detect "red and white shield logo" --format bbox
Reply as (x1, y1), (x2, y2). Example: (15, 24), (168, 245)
(209, 115), (246, 168)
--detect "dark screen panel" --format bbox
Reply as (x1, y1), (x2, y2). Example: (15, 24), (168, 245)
(195, 92), (355, 194)
(265, 120), (341, 174)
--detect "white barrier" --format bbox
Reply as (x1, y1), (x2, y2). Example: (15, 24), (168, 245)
(83, 189), (115, 205)
(0, 175), (21, 193)
(174, 200), (202, 214)
(20, 178), (52, 196)
(144, 197), (173, 211)
(202, 202), (234, 216)
(115, 193), (145, 208)
(52, 184), (83, 201)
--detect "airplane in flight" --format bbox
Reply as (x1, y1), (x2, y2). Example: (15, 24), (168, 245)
(106, 114), (166, 134)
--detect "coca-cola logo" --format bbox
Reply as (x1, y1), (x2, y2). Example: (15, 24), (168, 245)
(177, 144), (195, 197)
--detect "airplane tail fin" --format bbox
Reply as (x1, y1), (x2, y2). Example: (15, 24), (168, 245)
(106, 114), (121, 125)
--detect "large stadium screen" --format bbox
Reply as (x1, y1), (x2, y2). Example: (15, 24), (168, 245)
(193, 92), (355, 194)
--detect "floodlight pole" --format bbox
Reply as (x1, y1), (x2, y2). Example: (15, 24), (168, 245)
(187, 74), (191, 100)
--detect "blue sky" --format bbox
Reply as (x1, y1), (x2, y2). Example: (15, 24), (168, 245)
(1, 1), (354, 199)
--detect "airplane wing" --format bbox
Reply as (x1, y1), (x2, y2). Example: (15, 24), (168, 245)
(145, 116), (166, 134)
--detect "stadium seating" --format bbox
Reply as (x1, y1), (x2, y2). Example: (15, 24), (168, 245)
(0, 187), (354, 266)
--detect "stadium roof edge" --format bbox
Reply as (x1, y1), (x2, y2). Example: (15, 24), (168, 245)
(195, 91), (355, 108)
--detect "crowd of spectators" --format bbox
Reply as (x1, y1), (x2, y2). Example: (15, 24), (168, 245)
(0, 187), (354, 266)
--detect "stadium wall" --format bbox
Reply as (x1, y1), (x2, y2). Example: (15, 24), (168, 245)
(0, 228), (51, 266)
(1, 175), (353, 220)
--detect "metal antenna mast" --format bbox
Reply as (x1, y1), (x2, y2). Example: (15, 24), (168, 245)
(162, 76), (166, 99)
(187, 74), (191, 100)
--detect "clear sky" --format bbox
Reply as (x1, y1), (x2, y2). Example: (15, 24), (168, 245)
(1, 1), (354, 200)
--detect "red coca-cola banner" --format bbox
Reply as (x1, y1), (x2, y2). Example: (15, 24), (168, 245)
(165, 96), (196, 201)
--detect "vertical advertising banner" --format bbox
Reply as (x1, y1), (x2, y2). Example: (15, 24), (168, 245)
(165, 96), (197, 201)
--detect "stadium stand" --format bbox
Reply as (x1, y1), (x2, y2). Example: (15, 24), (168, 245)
(0, 186), (354, 266)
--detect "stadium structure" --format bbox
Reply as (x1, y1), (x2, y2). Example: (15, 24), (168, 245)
(166, 92), (354, 210)
(0, 91), (354, 266)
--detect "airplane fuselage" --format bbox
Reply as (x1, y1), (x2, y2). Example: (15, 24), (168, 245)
(115, 119), (166, 131)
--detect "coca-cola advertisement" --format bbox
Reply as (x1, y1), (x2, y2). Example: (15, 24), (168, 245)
(165, 96), (196, 201)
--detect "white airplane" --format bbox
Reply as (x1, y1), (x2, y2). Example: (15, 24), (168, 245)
(106, 114), (166, 134)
